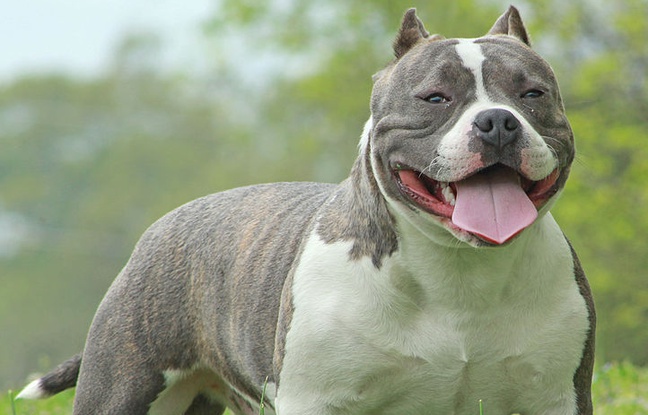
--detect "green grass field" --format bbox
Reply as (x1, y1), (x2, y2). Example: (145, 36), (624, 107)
(4, 361), (647, 414)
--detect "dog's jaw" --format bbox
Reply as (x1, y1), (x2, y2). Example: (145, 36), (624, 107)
(391, 164), (562, 245)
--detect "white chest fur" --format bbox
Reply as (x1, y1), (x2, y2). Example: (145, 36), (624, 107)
(276, 215), (589, 415)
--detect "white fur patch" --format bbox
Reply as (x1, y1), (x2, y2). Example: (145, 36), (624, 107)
(358, 116), (373, 155)
(277, 218), (588, 414)
(434, 101), (557, 182)
(455, 39), (487, 101)
(437, 39), (557, 183)
(149, 368), (271, 415)
(15, 379), (47, 400)
(149, 369), (216, 415)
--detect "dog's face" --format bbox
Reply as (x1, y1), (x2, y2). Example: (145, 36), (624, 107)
(367, 8), (574, 247)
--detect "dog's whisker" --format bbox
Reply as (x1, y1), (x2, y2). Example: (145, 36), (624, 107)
(541, 135), (561, 161)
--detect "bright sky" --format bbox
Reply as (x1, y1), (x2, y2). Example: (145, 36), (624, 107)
(0, 0), (212, 81)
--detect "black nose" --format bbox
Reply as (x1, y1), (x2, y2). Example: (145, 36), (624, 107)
(473, 108), (521, 149)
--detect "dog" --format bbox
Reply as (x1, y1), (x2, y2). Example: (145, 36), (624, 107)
(18, 6), (595, 415)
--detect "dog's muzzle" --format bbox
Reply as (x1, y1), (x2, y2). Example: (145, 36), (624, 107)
(392, 108), (561, 245)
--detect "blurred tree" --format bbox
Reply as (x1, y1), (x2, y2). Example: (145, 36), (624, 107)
(205, 0), (503, 182)
(0, 35), (260, 386)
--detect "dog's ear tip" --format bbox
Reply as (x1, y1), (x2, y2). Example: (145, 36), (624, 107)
(393, 8), (431, 59)
(403, 7), (418, 20)
(487, 5), (531, 46)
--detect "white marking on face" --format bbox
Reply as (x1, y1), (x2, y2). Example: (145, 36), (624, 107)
(455, 39), (487, 101)
(434, 101), (558, 182)
(432, 39), (558, 183)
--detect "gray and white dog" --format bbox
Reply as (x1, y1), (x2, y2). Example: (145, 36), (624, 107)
(19, 6), (595, 415)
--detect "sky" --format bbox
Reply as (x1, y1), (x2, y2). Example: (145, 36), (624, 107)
(0, 0), (213, 81)
(0, 0), (213, 255)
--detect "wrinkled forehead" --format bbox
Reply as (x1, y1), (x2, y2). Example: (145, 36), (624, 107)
(476, 37), (556, 80)
(391, 36), (555, 85)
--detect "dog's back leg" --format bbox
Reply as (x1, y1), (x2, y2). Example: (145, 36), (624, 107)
(72, 362), (166, 415)
(74, 361), (229, 415)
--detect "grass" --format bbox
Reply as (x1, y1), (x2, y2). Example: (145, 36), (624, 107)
(4, 361), (648, 414)
(4, 389), (76, 415)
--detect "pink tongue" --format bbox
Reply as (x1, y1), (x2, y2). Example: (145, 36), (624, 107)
(452, 167), (537, 244)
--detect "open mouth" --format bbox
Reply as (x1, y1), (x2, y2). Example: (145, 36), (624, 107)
(393, 164), (560, 244)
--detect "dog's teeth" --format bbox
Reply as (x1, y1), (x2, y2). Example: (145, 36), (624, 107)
(441, 182), (456, 206)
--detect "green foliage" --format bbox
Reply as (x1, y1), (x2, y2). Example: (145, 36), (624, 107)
(4, 389), (75, 415)
(0, 67), (257, 387)
(593, 362), (648, 414)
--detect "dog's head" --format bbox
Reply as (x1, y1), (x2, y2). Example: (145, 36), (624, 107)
(365, 6), (574, 247)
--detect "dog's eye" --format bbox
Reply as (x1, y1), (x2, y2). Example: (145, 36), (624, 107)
(522, 89), (544, 99)
(419, 93), (451, 104)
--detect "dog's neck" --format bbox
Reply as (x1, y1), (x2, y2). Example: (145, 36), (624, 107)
(315, 138), (398, 269)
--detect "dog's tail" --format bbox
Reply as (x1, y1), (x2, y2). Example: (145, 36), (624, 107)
(16, 354), (81, 400)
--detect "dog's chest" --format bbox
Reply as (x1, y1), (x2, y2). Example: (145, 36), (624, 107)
(276, 219), (588, 414)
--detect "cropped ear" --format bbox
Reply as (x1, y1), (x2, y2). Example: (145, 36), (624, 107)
(393, 9), (430, 59)
(487, 5), (531, 46)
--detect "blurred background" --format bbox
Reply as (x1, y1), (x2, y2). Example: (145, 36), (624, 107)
(1, 0), (646, 390)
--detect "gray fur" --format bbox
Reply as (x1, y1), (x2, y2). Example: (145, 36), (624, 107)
(73, 183), (335, 413)
(370, 36), (573, 208)
(19, 7), (595, 415)
(488, 5), (531, 46)
(316, 149), (398, 268)
(393, 8), (430, 58)
(33, 354), (81, 398)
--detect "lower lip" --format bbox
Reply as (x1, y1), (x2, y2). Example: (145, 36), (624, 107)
(393, 166), (560, 223)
